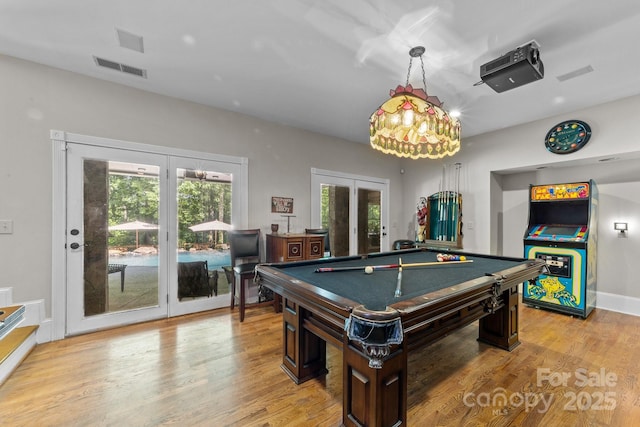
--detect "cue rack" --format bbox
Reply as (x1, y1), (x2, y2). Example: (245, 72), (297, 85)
(417, 163), (463, 249)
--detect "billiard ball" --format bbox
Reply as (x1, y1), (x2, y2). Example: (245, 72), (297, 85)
(364, 266), (374, 274)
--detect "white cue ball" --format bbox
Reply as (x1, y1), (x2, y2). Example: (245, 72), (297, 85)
(364, 266), (374, 274)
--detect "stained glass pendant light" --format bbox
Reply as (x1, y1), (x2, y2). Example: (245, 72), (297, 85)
(369, 46), (461, 159)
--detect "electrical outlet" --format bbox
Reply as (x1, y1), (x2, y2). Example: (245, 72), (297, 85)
(0, 220), (13, 234)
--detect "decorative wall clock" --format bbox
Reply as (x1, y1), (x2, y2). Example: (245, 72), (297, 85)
(544, 120), (592, 154)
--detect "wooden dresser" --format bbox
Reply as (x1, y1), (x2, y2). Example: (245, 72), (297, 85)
(266, 233), (325, 263)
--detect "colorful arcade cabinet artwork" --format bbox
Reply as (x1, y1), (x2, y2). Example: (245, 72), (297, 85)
(523, 180), (598, 318)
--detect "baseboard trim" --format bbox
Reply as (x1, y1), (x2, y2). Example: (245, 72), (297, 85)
(596, 291), (640, 317)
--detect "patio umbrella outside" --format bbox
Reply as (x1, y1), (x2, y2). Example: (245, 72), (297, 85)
(189, 220), (233, 246)
(109, 220), (159, 248)
(188, 220), (233, 232)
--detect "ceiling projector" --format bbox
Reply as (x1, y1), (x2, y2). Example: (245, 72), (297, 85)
(480, 41), (544, 93)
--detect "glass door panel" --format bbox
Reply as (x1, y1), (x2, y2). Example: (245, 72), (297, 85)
(320, 183), (351, 257)
(67, 144), (168, 335)
(357, 188), (381, 254)
(169, 158), (239, 316)
(107, 162), (161, 311)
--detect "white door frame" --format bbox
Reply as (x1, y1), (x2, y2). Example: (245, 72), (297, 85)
(167, 155), (247, 317)
(65, 143), (169, 335)
(310, 168), (389, 255)
(51, 130), (248, 340)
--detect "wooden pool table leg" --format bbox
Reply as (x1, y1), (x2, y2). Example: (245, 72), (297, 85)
(478, 285), (520, 351)
(343, 340), (407, 427)
(279, 298), (327, 384)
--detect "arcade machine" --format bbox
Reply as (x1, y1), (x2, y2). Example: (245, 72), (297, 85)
(523, 180), (597, 318)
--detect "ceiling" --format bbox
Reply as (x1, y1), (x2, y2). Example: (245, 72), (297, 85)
(2, 0), (640, 145)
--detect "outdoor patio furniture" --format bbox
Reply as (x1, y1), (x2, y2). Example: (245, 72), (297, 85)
(177, 260), (215, 300)
(108, 263), (127, 292)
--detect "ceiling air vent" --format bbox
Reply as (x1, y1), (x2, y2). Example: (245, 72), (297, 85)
(557, 65), (593, 82)
(93, 56), (147, 78)
(116, 28), (144, 53)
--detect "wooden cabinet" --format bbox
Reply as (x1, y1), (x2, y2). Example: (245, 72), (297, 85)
(266, 234), (325, 263)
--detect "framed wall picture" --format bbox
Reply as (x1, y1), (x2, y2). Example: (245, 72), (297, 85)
(271, 196), (294, 214)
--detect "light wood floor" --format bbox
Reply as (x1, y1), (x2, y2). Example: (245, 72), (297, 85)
(1, 301), (639, 426)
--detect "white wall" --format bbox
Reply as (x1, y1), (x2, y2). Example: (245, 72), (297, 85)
(0, 54), (406, 316)
(402, 92), (640, 312)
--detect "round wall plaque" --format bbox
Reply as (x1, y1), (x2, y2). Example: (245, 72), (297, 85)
(544, 120), (592, 154)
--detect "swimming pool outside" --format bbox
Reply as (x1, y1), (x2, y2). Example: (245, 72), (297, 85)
(109, 250), (231, 270)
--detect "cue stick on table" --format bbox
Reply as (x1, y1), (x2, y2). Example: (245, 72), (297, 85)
(394, 257), (403, 298)
(314, 259), (473, 273)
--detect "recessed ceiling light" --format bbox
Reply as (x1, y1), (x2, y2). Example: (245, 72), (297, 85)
(182, 34), (196, 46)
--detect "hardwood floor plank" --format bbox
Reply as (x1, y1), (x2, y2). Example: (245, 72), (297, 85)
(0, 302), (639, 426)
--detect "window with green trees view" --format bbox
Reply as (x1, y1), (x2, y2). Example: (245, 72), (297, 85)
(108, 170), (232, 249)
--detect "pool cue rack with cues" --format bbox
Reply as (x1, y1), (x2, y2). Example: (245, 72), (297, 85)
(418, 163), (464, 250)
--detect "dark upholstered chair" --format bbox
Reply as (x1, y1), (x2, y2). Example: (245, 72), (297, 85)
(228, 229), (274, 321)
(305, 228), (331, 257)
(177, 261), (216, 300)
(392, 239), (417, 250)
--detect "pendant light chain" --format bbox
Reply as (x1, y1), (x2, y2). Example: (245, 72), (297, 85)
(419, 55), (427, 94)
(405, 57), (414, 88)
(405, 46), (428, 93)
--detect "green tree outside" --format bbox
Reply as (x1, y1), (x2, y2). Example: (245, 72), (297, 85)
(108, 174), (231, 250)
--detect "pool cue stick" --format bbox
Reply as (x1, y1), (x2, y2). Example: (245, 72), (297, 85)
(314, 259), (473, 273)
(441, 180), (445, 241)
(444, 166), (448, 240)
(450, 166), (454, 240)
(455, 163), (461, 240)
(450, 192), (454, 241)
(449, 165), (454, 240)
(445, 167), (451, 241)
(445, 167), (450, 240)
(439, 165), (445, 240)
(394, 258), (403, 298)
(446, 189), (451, 241)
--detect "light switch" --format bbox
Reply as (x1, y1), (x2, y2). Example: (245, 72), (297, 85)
(0, 220), (13, 234)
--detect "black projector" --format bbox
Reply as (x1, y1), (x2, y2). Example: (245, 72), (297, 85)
(480, 42), (544, 93)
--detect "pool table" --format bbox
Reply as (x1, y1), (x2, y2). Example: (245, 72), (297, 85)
(257, 248), (547, 427)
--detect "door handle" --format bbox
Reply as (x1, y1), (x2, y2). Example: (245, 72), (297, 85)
(69, 242), (89, 249)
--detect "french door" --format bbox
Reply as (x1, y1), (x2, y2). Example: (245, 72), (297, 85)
(66, 144), (168, 334)
(58, 132), (247, 336)
(311, 168), (389, 256)
(168, 155), (245, 317)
